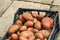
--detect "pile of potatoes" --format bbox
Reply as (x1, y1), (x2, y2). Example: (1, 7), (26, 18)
(6, 11), (54, 40)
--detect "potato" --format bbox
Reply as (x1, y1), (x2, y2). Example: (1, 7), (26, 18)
(28, 27), (33, 31)
(34, 21), (41, 30)
(20, 26), (27, 31)
(8, 25), (19, 34)
(17, 31), (20, 36)
(15, 20), (22, 26)
(20, 31), (34, 38)
(39, 30), (50, 38)
(11, 33), (18, 40)
(32, 11), (38, 18)
(35, 38), (41, 40)
(24, 21), (34, 27)
(50, 18), (54, 28)
(44, 38), (47, 40)
(19, 36), (28, 40)
(42, 17), (51, 20)
(41, 17), (53, 29)
(18, 14), (24, 22)
(33, 18), (37, 23)
(32, 29), (38, 33)
(22, 12), (33, 21)
(42, 20), (50, 29)
(35, 32), (44, 40)
(38, 12), (45, 20)
(37, 12), (46, 20)
(29, 35), (35, 40)
(29, 38), (35, 40)
(38, 15), (44, 20)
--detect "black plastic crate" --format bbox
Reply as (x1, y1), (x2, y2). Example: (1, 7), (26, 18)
(2, 8), (59, 40)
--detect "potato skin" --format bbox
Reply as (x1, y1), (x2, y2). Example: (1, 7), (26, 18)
(22, 12), (33, 21)
(11, 33), (18, 40)
(34, 21), (41, 30)
(35, 38), (41, 40)
(38, 14), (44, 20)
(41, 17), (53, 29)
(32, 29), (38, 33)
(35, 32), (44, 40)
(20, 26), (27, 31)
(29, 35), (35, 40)
(50, 18), (54, 28)
(19, 36), (28, 40)
(15, 20), (22, 26)
(44, 38), (47, 40)
(18, 14), (24, 22)
(8, 25), (19, 34)
(38, 12), (46, 20)
(27, 27), (33, 31)
(33, 18), (37, 23)
(20, 31), (34, 38)
(17, 31), (20, 36)
(32, 11), (38, 18)
(42, 19), (50, 29)
(39, 30), (50, 38)
(24, 21), (34, 27)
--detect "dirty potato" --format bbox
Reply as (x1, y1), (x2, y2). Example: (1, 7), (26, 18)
(33, 18), (37, 23)
(34, 21), (41, 30)
(29, 35), (35, 40)
(50, 18), (54, 28)
(15, 20), (22, 26)
(35, 38), (41, 40)
(24, 21), (34, 27)
(41, 17), (53, 29)
(32, 29), (39, 33)
(11, 33), (18, 40)
(8, 25), (19, 34)
(20, 26), (27, 31)
(27, 27), (33, 31)
(19, 36), (28, 40)
(35, 32), (44, 40)
(17, 31), (21, 36)
(44, 38), (47, 40)
(18, 14), (24, 22)
(22, 12), (33, 21)
(20, 31), (34, 38)
(32, 11), (38, 18)
(37, 12), (46, 20)
(39, 30), (50, 38)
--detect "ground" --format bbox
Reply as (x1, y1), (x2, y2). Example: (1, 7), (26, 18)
(0, 0), (60, 40)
